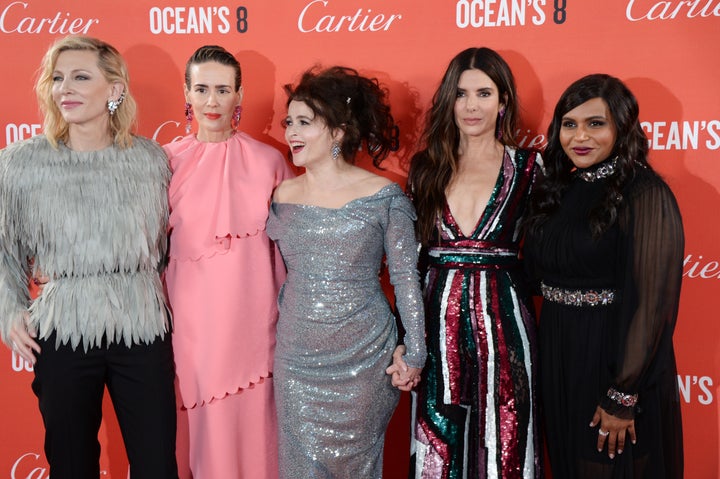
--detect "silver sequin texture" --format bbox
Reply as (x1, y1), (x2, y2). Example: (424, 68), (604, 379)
(267, 183), (426, 478)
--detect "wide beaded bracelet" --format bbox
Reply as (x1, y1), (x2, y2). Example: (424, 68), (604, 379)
(607, 387), (638, 407)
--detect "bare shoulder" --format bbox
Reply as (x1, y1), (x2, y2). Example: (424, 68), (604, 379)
(353, 168), (394, 196)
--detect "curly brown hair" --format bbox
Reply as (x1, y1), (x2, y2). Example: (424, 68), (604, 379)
(283, 66), (395, 167)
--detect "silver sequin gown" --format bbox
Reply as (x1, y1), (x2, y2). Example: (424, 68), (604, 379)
(267, 182), (426, 479)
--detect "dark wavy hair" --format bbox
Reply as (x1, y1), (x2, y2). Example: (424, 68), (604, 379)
(283, 66), (395, 167)
(185, 45), (241, 91)
(525, 73), (652, 238)
(407, 47), (520, 245)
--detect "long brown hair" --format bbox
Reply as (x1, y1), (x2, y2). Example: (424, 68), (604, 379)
(408, 47), (519, 244)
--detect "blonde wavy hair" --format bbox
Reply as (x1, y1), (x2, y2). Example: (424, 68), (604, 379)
(35, 36), (137, 148)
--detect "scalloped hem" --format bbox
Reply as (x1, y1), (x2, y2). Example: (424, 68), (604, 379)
(169, 228), (267, 263)
(180, 371), (274, 410)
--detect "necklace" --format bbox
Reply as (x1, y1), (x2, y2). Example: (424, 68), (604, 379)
(577, 156), (619, 183)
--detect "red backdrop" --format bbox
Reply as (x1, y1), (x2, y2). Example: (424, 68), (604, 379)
(1, 1), (718, 478)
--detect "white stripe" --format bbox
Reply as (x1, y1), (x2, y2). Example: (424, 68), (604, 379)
(509, 287), (535, 478)
(439, 269), (455, 404)
(462, 404), (471, 479)
(410, 390), (418, 455)
(483, 147), (515, 236)
(415, 442), (427, 479)
(410, 390), (426, 478)
(480, 272), (499, 478)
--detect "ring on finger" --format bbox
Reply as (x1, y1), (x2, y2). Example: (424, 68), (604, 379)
(598, 429), (609, 437)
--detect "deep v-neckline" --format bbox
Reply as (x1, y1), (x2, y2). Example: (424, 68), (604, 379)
(445, 149), (506, 238)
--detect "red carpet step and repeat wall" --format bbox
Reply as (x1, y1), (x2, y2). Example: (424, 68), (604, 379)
(1, 1), (718, 478)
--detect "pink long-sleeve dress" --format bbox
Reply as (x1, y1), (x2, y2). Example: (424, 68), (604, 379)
(164, 132), (293, 479)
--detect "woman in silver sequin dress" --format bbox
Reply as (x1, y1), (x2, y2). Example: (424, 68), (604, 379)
(266, 66), (426, 478)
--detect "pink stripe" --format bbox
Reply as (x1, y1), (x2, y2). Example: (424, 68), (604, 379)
(474, 273), (489, 444)
(488, 274), (521, 475)
(418, 418), (451, 479)
(444, 272), (464, 404)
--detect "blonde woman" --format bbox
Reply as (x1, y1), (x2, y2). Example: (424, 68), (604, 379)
(0, 36), (178, 479)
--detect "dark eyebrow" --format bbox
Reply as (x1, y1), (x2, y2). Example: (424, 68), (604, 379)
(192, 83), (234, 89)
(458, 86), (494, 93)
(562, 114), (607, 120)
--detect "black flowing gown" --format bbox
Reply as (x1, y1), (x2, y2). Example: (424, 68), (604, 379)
(524, 165), (684, 479)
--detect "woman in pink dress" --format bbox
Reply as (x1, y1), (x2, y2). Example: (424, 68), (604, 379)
(163, 45), (293, 479)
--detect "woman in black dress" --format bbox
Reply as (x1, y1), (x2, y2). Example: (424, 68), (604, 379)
(524, 74), (684, 478)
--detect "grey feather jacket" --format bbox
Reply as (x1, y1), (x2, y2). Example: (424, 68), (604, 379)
(0, 135), (171, 350)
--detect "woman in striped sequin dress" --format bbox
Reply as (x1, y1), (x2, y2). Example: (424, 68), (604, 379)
(406, 47), (542, 479)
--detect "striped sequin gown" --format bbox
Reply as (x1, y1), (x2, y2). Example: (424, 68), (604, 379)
(411, 147), (542, 479)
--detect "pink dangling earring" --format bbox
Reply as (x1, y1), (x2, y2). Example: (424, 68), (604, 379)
(184, 102), (193, 134)
(496, 107), (506, 140)
(231, 105), (242, 131)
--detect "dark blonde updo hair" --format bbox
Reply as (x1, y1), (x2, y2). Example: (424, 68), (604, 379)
(283, 66), (395, 167)
(36, 35), (137, 148)
(184, 45), (242, 91)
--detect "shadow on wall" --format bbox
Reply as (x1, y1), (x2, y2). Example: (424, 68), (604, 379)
(500, 49), (546, 151)
(123, 44), (183, 145)
(626, 76), (720, 479)
(235, 49), (287, 156)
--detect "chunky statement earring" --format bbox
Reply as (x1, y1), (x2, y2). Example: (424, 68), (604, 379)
(496, 107), (506, 139)
(184, 102), (193, 134)
(331, 141), (341, 160)
(107, 92), (125, 116)
(231, 105), (243, 131)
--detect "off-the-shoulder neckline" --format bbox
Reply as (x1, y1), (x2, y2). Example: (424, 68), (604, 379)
(272, 182), (401, 211)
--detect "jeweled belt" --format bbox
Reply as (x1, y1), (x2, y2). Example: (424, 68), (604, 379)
(541, 282), (616, 307)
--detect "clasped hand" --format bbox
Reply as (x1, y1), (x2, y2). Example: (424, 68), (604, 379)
(385, 345), (422, 392)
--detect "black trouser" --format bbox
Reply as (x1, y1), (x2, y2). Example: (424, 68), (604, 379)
(32, 332), (179, 479)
